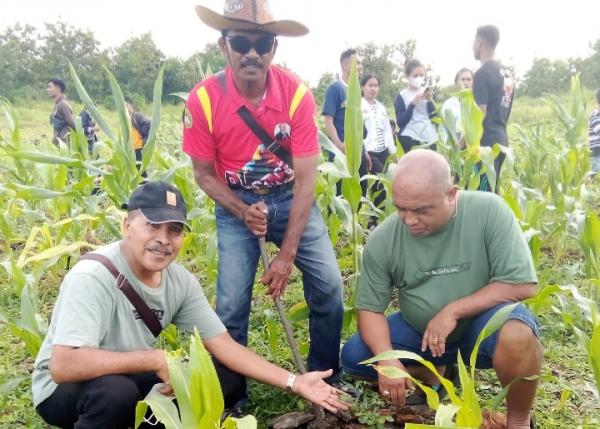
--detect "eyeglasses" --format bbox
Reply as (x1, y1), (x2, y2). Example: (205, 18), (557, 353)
(226, 35), (275, 55)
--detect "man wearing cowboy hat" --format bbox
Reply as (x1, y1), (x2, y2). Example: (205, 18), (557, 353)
(183, 0), (344, 410)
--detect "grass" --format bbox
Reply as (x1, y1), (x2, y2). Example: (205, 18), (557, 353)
(1, 96), (600, 429)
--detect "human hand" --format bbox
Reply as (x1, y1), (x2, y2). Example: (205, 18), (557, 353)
(423, 88), (433, 101)
(153, 349), (173, 395)
(244, 201), (268, 236)
(421, 307), (458, 357)
(377, 359), (414, 405)
(365, 152), (373, 172)
(261, 253), (294, 297)
(292, 370), (350, 413)
(411, 93), (426, 106)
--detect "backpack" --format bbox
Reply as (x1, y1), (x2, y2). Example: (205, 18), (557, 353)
(79, 110), (97, 142)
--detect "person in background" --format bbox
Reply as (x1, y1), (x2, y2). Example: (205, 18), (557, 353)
(125, 96), (151, 172)
(441, 68), (473, 148)
(323, 48), (371, 193)
(588, 90), (600, 174)
(361, 73), (396, 228)
(472, 25), (514, 192)
(79, 109), (100, 156)
(394, 59), (438, 153)
(47, 78), (76, 146)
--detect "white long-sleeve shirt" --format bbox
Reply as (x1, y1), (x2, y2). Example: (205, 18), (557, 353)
(361, 98), (396, 153)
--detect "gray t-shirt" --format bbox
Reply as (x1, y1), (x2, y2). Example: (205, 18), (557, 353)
(32, 241), (226, 407)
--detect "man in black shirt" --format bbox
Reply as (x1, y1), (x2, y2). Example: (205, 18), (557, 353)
(472, 25), (513, 192)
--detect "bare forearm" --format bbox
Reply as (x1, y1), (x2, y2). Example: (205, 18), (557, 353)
(323, 117), (344, 150)
(445, 282), (536, 320)
(358, 310), (400, 366)
(207, 335), (289, 389)
(50, 346), (163, 384)
(195, 169), (248, 220)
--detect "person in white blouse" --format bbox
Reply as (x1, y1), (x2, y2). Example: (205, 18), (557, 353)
(441, 68), (473, 149)
(361, 74), (396, 227)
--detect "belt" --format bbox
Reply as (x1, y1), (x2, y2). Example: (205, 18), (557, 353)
(230, 181), (294, 195)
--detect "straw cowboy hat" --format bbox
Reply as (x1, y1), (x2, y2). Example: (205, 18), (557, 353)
(195, 0), (309, 36)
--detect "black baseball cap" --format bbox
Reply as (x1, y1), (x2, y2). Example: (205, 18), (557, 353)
(126, 181), (190, 229)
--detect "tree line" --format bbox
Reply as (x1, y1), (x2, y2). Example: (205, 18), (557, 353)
(1, 21), (599, 106)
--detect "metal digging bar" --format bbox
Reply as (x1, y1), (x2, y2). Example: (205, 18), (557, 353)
(258, 236), (325, 428)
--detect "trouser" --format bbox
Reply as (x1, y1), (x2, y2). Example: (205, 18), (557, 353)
(215, 189), (344, 406)
(398, 135), (437, 153)
(36, 372), (164, 429)
(478, 150), (507, 193)
(334, 150), (370, 197)
(367, 149), (390, 210)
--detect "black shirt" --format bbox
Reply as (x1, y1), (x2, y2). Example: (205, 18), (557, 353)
(473, 60), (513, 147)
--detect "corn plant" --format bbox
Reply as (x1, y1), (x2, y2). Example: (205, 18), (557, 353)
(135, 331), (257, 429)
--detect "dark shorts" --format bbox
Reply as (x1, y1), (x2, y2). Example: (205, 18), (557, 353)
(341, 303), (539, 379)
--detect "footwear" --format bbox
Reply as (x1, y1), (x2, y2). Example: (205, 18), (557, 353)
(405, 364), (459, 406)
(221, 406), (245, 422)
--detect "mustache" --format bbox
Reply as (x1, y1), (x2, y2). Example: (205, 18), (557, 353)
(146, 244), (173, 255)
(241, 59), (262, 68)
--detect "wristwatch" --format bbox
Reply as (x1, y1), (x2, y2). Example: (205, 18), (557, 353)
(286, 373), (297, 392)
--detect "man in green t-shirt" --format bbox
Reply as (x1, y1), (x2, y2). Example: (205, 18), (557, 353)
(33, 181), (347, 429)
(341, 150), (541, 429)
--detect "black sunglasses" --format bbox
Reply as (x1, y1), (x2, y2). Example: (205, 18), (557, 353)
(226, 35), (275, 55)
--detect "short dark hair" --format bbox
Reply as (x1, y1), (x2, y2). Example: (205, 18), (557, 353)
(340, 49), (357, 65)
(360, 73), (380, 87)
(596, 89), (600, 104)
(48, 78), (66, 93)
(454, 68), (473, 85)
(476, 25), (500, 49)
(404, 59), (424, 77)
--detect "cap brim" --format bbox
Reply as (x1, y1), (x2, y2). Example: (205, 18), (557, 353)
(139, 208), (191, 230)
(195, 5), (309, 37)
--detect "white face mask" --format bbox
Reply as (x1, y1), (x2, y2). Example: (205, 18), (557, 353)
(409, 76), (424, 89)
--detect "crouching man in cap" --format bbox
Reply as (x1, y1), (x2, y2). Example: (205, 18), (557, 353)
(32, 181), (347, 429)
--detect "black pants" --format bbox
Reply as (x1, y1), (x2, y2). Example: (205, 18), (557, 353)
(398, 135), (437, 153)
(135, 148), (148, 179)
(36, 359), (244, 428)
(477, 151), (507, 193)
(335, 151), (370, 197)
(367, 149), (390, 211)
(36, 372), (163, 429)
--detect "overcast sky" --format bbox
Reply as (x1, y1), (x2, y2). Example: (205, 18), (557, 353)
(2, 0), (598, 86)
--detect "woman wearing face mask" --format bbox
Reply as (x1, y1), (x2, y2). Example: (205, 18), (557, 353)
(361, 74), (396, 227)
(394, 59), (438, 153)
(441, 68), (473, 148)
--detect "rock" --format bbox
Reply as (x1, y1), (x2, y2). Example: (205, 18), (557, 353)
(271, 411), (315, 429)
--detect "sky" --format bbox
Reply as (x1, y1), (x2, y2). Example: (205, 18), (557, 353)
(1, 0), (598, 86)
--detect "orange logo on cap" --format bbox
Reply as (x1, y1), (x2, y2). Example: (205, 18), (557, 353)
(166, 191), (177, 206)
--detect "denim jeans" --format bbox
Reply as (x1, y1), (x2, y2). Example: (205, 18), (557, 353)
(215, 189), (344, 398)
(341, 303), (539, 379)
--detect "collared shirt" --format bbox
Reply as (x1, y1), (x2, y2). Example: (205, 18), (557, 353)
(183, 66), (318, 189)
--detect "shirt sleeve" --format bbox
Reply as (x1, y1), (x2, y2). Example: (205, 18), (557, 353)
(356, 230), (394, 313)
(485, 195), (538, 284)
(52, 272), (114, 348)
(59, 102), (76, 129)
(171, 273), (226, 340)
(473, 69), (490, 107)
(321, 83), (340, 117)
(394, 94), (414, 130)
(182, 87), (217, 162)
(290, 88), (319, 158)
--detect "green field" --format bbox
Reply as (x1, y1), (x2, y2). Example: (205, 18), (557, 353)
(1, 77), (600, 429)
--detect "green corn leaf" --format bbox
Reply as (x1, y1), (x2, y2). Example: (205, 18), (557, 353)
(141, 65), (164, 172)
(343, 59), (363, 177)
(136, 385), (182, 429)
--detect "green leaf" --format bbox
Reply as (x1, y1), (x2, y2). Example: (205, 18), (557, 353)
(141, 65), (164, 172)
(136, 386), (182, 429)
(343, 59), (363, 177)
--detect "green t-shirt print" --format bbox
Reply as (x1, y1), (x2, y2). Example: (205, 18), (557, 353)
(356, 191), (537, 341)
